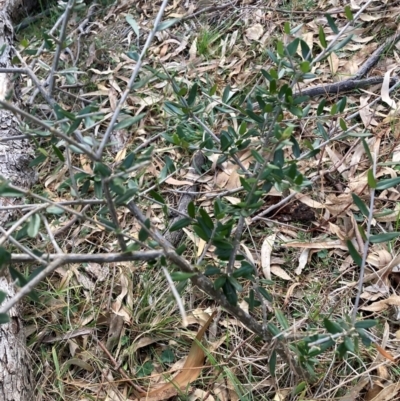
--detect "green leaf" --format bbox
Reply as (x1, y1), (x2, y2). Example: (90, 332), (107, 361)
(138, 219), (151, 242)
(214, 275), (226, 290)
(354, 320), (377, 329)
(332, 34), (353, 52)
(351, 193), (369, 216)
(204, 266), (221, 276)
(286, 38), (300, 56)
(269, 350), (277, 377)
(227, 276), (243, 292)
(300, 61), (310, 73)
(187, 201), (195, 218)
(169, 218), (192, 232)
(114, 113), (146, 130)
(325, 14), (339, 34)
(284, 21), (290, 35)
(361, 138), (373, 163)
(161, 348), (174, 363)
(323, 318), (343, 334)
(319, 26), (327, 48)
(156, 18), (180, 32)
(170, 271), (196, 281)
(125, 14), (139, 37)
(0, 313), (9, 324)
(0, 247), (11, 269)
(317, 99), (326, 116)
(344, 336), (355, 352)
(346, 240), (362, 267)
(369, 232), (400, 243)
(199, 208), (214, 230)
(222, 280), (237, 306)
(258, 286), (273, 302)
(344, 5), (354, 21)
(367, 169), (377, 188)
(52, 145), (65, 162)
(376, 176), (400, 190)
(27, 214), (41, 238)
(0, 290), (6, 304)
(275, 310), (289, 330)
(187, 83), (198, 106)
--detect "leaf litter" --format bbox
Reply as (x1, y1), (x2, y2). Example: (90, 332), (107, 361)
(18, 0), (400, 400)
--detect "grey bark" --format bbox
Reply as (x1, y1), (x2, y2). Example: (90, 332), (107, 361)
(0, 0), (41, 399)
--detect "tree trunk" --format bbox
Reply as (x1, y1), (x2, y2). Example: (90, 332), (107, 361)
(0, 0), (41, 399)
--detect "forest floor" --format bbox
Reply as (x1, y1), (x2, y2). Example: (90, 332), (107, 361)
(15, 0), (400, 400)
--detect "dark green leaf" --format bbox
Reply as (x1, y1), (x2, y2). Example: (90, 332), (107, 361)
(258, 286), (273, 302)
(323, 318), (343, 334)
(169, 218), (192, 232)
(369, 232), (400, 243)
(319, 26), (327, 48)
(52, 145), (65, 162)
(276, 310), (289, 330)
(325, 14), (339, 34)
(0, 247), (11, 269)
(204, 266), (221, 276)
(354, 320), (377, 329)
(269, 350), (277, 377)
(214, 275), (226, 289)
(222, 280), (237, 306)
(351, 193), (369, 216)
(161, 348), (175, 363)
(346, 240), (362, 267)
(114, 113), (146, 130)
(170, 272), (196, 281)
(376, 176), (400, 190)
(138, 219), (151, 242)
(361, 138), (373, 163)
(0, 313), (9, 324)
(187, 201), (195, 218)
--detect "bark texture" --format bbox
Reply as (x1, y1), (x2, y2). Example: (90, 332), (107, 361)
(0, 0), (39, 399)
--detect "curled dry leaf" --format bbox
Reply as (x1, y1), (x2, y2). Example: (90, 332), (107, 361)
(245, 24), (264, 41)
(136, 312), (216, 401)
(360, 294), (400, 312)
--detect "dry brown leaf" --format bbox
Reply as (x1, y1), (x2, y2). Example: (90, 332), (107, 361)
(365, 382), (400, 401)
(261, 234), (276, 280)
(245, 24), (264, 41)
(360, 294), (400, 312)
(165, 177), (194, 186)
(136, 312), (216, 400)
(270, 265), (291, 281)
(339, 378), (369, 401)
(375, 343), (396, 363)
(295, 248), (309, 275)
(282, 240), (348, 250)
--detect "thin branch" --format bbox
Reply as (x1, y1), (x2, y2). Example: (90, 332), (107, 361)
(351, 152), (377, 324)
(96, 0), (170, 158)
(48, 0), (76, 96)
(0, 256), (67, 314)
(10, 251), (164, 263)
(0, 100), (99, 160)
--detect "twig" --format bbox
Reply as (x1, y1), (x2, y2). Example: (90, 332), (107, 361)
(48, 0), (76, 96)
(9, 251), (164, 263)
(0, 257), (67, 314)
(351, 152), (377, 324)
(96, 0), (170, 158)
